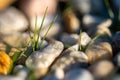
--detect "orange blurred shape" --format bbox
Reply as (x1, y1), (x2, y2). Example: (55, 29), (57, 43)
(0, 0), (15, 11)
(0, 52), (12, 75)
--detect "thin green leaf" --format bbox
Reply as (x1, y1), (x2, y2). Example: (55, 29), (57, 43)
(104, 0), (114, 18)
(79, 30), (82, 51)
(39, 15), (58, 48)
(36, 7), (48, 49)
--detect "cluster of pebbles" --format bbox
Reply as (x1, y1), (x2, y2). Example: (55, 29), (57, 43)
(0, 0), (120, 80)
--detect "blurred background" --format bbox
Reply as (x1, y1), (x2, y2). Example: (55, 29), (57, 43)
(0, 0), (120, 47)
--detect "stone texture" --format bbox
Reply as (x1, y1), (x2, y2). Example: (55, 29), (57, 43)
(79, 32), (91, 48)
(52, 51), (88, 72)
(87, 19), (112, 37)
(0, 7), (28, 34)
(85, 42), (112, 64)
(0, 68), (28, 80)
(63, 9), (80, 33)
(89, 60), (114, 79)
(26, 40), (64, 77)
(64, 69), (94, 80)
(60, 34), (79, 46)
(70, 0), (91, 15)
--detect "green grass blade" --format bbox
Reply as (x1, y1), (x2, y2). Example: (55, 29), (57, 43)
(119, 8), (120, 21)
(104, 0), (114, 19)
(39, 15), (58, 48)
(32, 15), (38, 51)
(79, 30), (82, 51)
(36, 7), (48, 49)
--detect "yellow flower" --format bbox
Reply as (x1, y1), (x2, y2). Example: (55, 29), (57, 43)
(0, 52), (12, 75)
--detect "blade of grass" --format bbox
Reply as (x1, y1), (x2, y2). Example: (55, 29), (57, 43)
(36, 7), (48, 49)
(118, 8), (120, 21)
(39, 15), (58, 48)
(79, 30), (82, 51)
(32, 15), (38, 51)
(104, 0), (114, 19)
(89, 35), (100, 45)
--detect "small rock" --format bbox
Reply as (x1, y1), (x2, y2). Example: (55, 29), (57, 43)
(87, 19), (112, 37)
(26, 40), (64, 77)
(1, 32), (29, 47)
(0, 68), (28, 80)
(89, 60), (114, 79)
(61, 32), (91, 48)
(13, 65), (24, 73)
(80, 32), (91, 48)
(70, 0), (91, 15)
(85, 42), (112, 64)
(55, 68), (64, 80)
(64, 68), (94, 80)
(43, 68), (64, 80)
(0, 7), (28, 34)
(39, 23), (61, 38)
(52, 51), (88, 71)
(63, 9), (80, 33)
(0, 75), (22, 80)
(30, 16), (61, 38)
(83, 14), (104, 30)
(60, 34), (79, 46)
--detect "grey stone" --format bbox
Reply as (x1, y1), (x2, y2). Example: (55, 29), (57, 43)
(13, 65), (24, 74)
(30, 16), (61, 38)
(43, 68), (64, 80)
(70, 0), (91, 15)
(52, 51), (88, 71)
(0, 68), (28, 80)
(0, 7), (28, 34)
(80, 32), (91, 47)
(83, 14), (104, 30)
(26, 40), (64, 77)
(61, 32), (91, 48)
(61, 34), (79, 46)
(64, 69), (94, 80)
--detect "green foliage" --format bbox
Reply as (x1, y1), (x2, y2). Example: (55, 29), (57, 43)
(11, 7), (57, 65)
